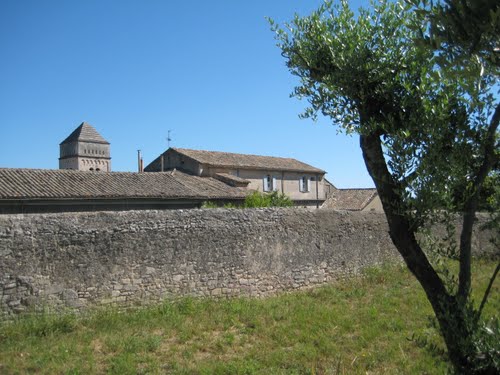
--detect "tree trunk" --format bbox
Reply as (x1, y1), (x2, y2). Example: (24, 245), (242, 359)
(359, 132), (480, 373)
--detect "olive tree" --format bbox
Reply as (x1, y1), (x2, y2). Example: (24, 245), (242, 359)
(270, 0), (499, 372)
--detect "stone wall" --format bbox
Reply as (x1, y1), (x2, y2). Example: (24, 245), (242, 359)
(0, 209), (496, 317)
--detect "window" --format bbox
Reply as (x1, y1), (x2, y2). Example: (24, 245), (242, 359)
(263, 175), (277, 192)
(299, 176), (310, 193)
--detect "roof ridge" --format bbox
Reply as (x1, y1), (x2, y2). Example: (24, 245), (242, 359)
(0, 168), (215, 177)
(173, 147), (300, 161)
(166, 148), (325, 174)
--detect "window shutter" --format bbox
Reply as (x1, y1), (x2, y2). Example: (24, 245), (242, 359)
(263, 176), (269, 191)
(272, 177), (277, 191)
(306, 177), (311, 192)
(299, 177), (304, 192)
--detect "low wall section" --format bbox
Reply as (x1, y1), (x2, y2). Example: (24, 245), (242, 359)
(0, 209), (495, 316)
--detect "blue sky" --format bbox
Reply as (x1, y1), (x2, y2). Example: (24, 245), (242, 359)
(0, 0), (372, 188)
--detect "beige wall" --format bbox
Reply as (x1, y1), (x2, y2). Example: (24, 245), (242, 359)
(59, 158), (79, 170)
(77, 142), (110, 160)
(162, 151), (202, 175)
(60, 141), (111, 172)
(60, 142), (78, 159)
(160, 151), (326, 204)
(77, 158), (111, 172)
(60, 142), (109, 159)
(362, 195), (383, 212)
(281, 171), (325, 201)
(205, 167), (325, 201)
(59, 157), (111, 172)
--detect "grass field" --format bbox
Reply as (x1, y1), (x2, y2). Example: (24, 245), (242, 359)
(0, 260), (498, 374)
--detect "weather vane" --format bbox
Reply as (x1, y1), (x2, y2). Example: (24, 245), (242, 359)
(167, 130), (172, 148)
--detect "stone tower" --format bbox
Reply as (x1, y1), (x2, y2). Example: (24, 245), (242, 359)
(59, 122), (111, 171)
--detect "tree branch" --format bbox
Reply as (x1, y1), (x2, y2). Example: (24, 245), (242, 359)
(476, 260), (500, 323)
(359, 131), (450, 306)
(458, 102), (500, 299)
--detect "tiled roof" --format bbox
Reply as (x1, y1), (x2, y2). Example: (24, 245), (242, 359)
(215, 173), (250, 184)
(60, 122), (110, 145)
(0, 168), (247, 200)
(148, 148), (325, 173)
(321, 188), (378, 211)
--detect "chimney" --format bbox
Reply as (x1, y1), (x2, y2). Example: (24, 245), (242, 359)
(137, 150), (142, 172)
(160, 154), (164, 172)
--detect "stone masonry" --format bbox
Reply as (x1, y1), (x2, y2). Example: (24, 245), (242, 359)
(0, 209), (496, 317)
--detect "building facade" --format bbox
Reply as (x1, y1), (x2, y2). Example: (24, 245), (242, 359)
(145, 147), (327, 208)
(59, 122), (111, 172)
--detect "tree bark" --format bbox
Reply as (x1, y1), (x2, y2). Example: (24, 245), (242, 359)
(359, 132), (475, 372)
(359, 132), (448, 301)
(458, 103), (500, 301)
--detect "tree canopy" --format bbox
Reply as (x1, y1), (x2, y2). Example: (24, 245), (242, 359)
(271, 0), (499, 372)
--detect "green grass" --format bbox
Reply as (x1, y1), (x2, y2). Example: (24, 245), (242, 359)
(0, 260), (498, 374)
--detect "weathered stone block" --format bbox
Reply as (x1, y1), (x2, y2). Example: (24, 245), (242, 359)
(7, 299), (21, 307)
(211, 288), (222, 296)
(3, 283), (16, 290)
(172, 275), (184, 282)
(44, 285), (65, 295)
(122, 284), (138, 292)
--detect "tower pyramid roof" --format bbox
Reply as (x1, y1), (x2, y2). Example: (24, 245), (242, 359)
(60, 122), (109, 145)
